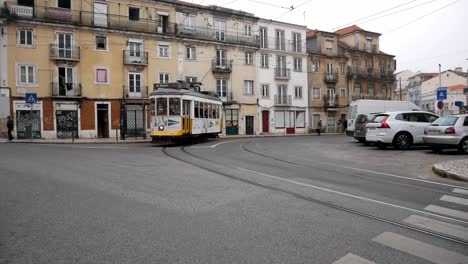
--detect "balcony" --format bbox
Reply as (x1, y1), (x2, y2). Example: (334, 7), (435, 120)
(52, 82), (82, 97)
(123, 51), (148, 66)
(7, 4), (33, 18)
(219, 92), (235, 104)
(352, 95), (391, 101)
(324, 72), (338, 83)
(274, 68), (291, 80)
(44, 7), (73, 22)
(50, 44), (80, 61)
(176, 24), (258, 47)
(212, 59), (233, 74)
(274, 95), (292, 106)
(123, 85), (148, 99)
(323, 95), (338, 107)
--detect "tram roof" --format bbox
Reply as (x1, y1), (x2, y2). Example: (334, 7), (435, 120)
(150, 88), (222, 102)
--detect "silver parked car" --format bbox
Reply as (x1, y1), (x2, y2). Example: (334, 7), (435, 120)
(423, 114), (468, 154)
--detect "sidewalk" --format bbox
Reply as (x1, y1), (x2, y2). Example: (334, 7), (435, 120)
(0, 133), (345, 144)
(433, 159), (468, 182)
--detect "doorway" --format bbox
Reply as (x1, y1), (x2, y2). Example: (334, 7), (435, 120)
(245, 116), (254, 135)
(97, 104), (109, 138)
(262, 111), (269, 133)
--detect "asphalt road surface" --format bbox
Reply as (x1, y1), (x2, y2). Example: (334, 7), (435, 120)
(1, 136), (468, 264)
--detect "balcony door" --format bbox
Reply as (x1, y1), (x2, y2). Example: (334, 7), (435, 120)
(278, 85), (287, 104)
(326, 62), (333, 74)
(57, 33), (72, 58)
(93, 3), (108, 27)
(128, 42), (142, 63)
(216, 49), (226, 67)
(214, 20), (226, 41)
(128, 72), (142, 98)
(277, 56), (286, 77)
(58, 67), (74, 96)
(327, 88), (335, 106)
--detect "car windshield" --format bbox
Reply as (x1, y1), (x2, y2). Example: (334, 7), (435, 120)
(370, 114), (388, 123)
(432, 116), (459, 126)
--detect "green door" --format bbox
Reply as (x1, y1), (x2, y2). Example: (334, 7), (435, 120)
(225, 109), (238, 135)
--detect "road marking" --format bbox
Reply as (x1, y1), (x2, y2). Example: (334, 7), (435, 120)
(453, 188), (468, 195)
(372, 232), (468, 264)
(333, 253), (376, 264)
(402, 215), (468, 240)
(424, 205), (468, 221)
(234, 166), (468, 225)
(440, 195), (468, 206)
(253, 144), (468, 190)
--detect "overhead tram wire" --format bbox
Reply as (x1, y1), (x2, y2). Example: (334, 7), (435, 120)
(330, 0), (420, 30)
(273, 0), (314, 21)
(247, 0), (291, 9)
(385, 0), (461, 34)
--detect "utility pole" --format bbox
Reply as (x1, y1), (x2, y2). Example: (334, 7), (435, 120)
(399, 77), (402, 101)
(439, 64), (442, 116)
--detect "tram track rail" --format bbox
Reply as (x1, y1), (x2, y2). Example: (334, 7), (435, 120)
(161, 146), (468, 247)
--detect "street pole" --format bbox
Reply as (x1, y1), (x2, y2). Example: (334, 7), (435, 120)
(399, 77), (402, 101)
(439, 64), (442, 116)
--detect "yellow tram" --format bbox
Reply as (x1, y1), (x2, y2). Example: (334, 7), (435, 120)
(150, 82), (223, 142)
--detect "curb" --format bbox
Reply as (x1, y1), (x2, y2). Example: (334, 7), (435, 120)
(432, 164), (468, 182)
(1, 140), (151, 145)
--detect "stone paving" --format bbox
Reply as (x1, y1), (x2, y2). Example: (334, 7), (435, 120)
(433, 159), (468, 181)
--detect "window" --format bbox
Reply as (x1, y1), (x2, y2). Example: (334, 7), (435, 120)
(275, 111), (285, 128)
(244, 25), (252, 36)
(96, 68), (108, 84)
(261, 84), (269, 97)
(313, 114), (321, 128)
(58, 0), (71, 9)
(275, 29), (285, 50)
(424, 113), (439, 123)
(313, 88), (320, 99)
(244, 80), (254, 95)
(128, 7), (140, 21)
(214, 20), (226, 41)
(245, 52), (253, 64)
(186, 76), (197, 83)
(159, 73), (170, 83)
(216, 79), (227, 97)
(324, 39), (333, 55)
(340, 63), (345, 75)
(158, 44), (169, 58)
(368, 85), (374, 97)
(186, 46), (196, 60)
(95, 36), (107, 50)
(340, 88), (346, 97)
(18, 29), (33, 47)
(352, 59), (359, 73)
(261, 54), (269, 68)
(128, 72), (141, 94)
(184, 15), (195, 29)
(18, 65), (35, 85)
(294, 58), (302, 72)
(157, 98), (167, 116)
(312, 60), (319, 72)
(354, 84), (361, 96)
(366, 37), (372, 52)
(216, 49), (226, 67)
(293, 32), (301, 52)
(260, 27), (267, 49)
(295, 86), (302, 99)
(296, 111), (305, 128)
(169, 98), (181, 116)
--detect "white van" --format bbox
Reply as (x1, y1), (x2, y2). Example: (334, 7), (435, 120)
(347, 100), (420, 137)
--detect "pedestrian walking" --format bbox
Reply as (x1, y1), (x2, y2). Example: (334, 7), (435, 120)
(342, 119), (348, 134)
(316, 120), (322, 136)
(7, 116), (14, 141)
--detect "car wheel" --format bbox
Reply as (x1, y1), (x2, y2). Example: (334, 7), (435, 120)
(394, 132), (412, 150)
(458, 138), (468, 154)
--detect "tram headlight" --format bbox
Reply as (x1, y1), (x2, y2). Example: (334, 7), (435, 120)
(158, 125), (165, 131)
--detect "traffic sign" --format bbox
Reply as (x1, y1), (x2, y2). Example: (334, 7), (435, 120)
(455, 101), (464, 107)
(25, 93), (37, 104)
(436, 88), (447, 100)
(437, 100), (444, 110)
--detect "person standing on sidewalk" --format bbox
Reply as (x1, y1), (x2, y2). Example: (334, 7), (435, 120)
(316, 120), (322, 136)
(7, 116), (14, 141)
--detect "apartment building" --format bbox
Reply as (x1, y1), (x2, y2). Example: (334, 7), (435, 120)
(257, 19), (308, 135)
(306, 25), (395, 133)
(405, 72), (437, 106)
(175, 1), (259, 136)
(2, 0), (177, 139)
(393, 69), (415, 101)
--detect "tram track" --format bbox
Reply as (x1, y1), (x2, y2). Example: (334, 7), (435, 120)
(239, 141), (468, 197)
(161, 146), (468, 247)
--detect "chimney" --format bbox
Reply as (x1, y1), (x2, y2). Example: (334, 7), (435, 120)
(454, 67), (463, 72)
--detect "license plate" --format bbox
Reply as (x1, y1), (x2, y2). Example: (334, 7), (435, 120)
(427, 130), (440, 135)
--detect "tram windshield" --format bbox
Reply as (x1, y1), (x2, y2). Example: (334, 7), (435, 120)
(157, 98), (167, 116)
(169, 98), (181, 115)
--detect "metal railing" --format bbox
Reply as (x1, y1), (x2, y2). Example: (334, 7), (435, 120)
(274, 68), (291, 80)
(177, 24), (258, 46)
(50, 44), (80, 60)
(324, 72), (338, 82)
(123, 85), (148, 99)
(52, 82), (82, 97)
(123, 51), (148, 65)
(212, 59), (233, 73)
(274, 95), (292, 106)
(323, 95), (338, 107)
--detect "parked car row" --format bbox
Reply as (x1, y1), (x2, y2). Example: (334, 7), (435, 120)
(352, 111), (468, 154)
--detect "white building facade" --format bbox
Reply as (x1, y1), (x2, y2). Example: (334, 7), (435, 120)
(256, 19), (308, 134)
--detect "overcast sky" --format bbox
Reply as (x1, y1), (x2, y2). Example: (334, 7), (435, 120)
(194, 0), (468, 74)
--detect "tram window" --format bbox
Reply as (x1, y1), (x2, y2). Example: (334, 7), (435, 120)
(183, 100), (190, 116)
(203, 103), (208, 118)
(195, 102), (199, 118)
(157, 98), (167, 116)
(208, 104), (213, 118)
(150, 98), (155, 116)
(169, 98), (181, 115)
(216, 105), (220, 119)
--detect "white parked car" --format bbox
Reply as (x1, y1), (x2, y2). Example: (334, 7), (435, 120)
(423, 114), (468, 154)
(366, 111), (439, 149)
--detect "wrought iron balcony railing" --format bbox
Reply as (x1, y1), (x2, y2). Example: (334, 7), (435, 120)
(274, 95), (292, 106)
(123, 85), (148, 99)
(50, 44), (80, 61)
(123, 51), (148, 66)
(324, 72), (338, 83)
(274, 68), (291, 80)
(212, 59), (233, 73)
(52, 82), (82, 97)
